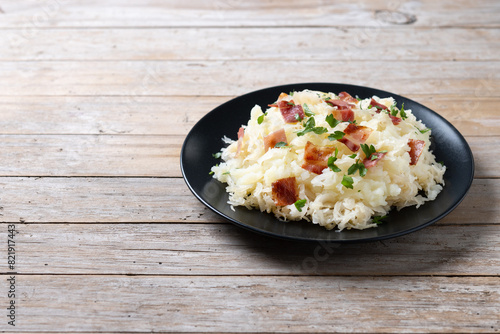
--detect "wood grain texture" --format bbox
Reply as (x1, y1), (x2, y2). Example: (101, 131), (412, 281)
(3, 223), (499, 276)
(0, 95), (499, 137)
(1, 0), (498, 28)
(0, 60), (498, 97)
(0, 275), (497, 332)
(0, 177), (496, 224)
(3, 27), (499, 61)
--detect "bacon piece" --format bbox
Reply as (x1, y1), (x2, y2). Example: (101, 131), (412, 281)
(301, 141), (335, 174)
(363, 152), (387, 168)
(235, 127), (245, 157)
(277, 100), (305, 123)
(408, 139), (425, 165)
(264, 128), (287, 152)
(338, 123), (373, 152)
(325, 99), (355, 122)
(370, 98), (401, 125)
(272, 177), (298, 206)
(338, 91), (358, 103)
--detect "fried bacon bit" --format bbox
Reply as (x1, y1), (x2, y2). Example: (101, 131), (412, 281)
(301, 141), (335, 174)
(338, 123), (373, 152)
(264, 128), (287, 152)
(363, 152), (387, 168)
(235, 127), (245, 157)
(324, 99), (355, 122)
(370, 98), (401, 125)
(338, 91), (358, 103)
(272, 177), (298, 206)
(277, 100), (305, 123)
(408, 139), (425, 165)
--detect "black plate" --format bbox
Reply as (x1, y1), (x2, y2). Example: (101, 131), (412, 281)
(180, 83), (474, 243)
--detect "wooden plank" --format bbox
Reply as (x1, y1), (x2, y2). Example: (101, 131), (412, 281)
(3, 223), (498, 276)
(0, 135), (491, 178)
(0, 275), (497, 332)
(0, 95), (498, 137)
(0, 134), (182, 177)
(4, 27), (499, 61)
(0, 177), (496, 224)
(0, 60), (498, 97)
(0, 0), (498, 28)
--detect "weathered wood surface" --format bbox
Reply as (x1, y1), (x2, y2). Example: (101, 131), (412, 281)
(0, 0), (498, 332)
(1, 60), (498, 97)
(0, 275), (497, 332)
(1, 0), (498, 28)
(0, 178), (496, 225)
(2, 223), (498, 276)
(3, 27), (499, 61)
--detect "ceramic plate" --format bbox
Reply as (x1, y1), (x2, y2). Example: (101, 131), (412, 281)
(180, 83), (474, 242)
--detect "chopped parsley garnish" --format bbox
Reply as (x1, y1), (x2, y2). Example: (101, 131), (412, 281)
(303, 103), (315, 117)
(390, 104), (398, 116)
(419, 127), (431, 134)
(287, 101), (295, 106)
(328, 131), (345, 141)
(222, 171), (230, 175)
(296, 117), (327, 136)
(212, 152), (222, 159)
(294, 112), (303, 121)
(257, 112), (267, 124)
(361, 144), (376, 159)
(289, 91), (295, 96)
(294, 199), (307, 212)
(348, 154), (357, 159)
(325, 114), (341, 128)
(348, 159), (367, 177)
(274, 141), (288, 148)
(327, 148), (341, 172)
(341, 175), (354, 189)
(372, 215), (387, 224)
(400, 103), (407, 119)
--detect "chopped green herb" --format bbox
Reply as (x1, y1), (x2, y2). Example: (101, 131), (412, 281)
(294, 112), (303, 121)
(209, 171), (214, 175)
(325, 114), (341, 128)
(361, 144), (376, 159)
(274, 141), (288, 148)
(296, 117), (327, 137)
(328, 131), (345, 141)
(294, 199), (307, 212)
(348, 154), (357, 159)
(212, 152), (222, 159)
(400, 103), (407, 119)
(324, 96), (332, 101)
(257, 112), (267, 124)
(289, 91), (295, 96)
(303, 103), (315, 116)
(390, 104), (398, 117)
(327, 148), (341, 172)
(348, 159), (367, 177)
(222, 171), (230, 175)
(287, 101), (295, 106)
(341, 175), (354, 189)
(419, 127), (431, 134)
(372, 215), (387, 224)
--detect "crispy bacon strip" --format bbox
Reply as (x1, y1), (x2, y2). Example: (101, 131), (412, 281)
(272, 177), (298, 206)
(235, 127), (245, 157)
(338, 123), (373, 152)
(277, 100), (305, 123)
(301, 141), (335, 174)
(325, 99), (355, 122)
(370, 98), (401, 125)
(338, 91), (358, 103)
(363, 152), (387, 168)
(408, 139), (425, 165)
(264, 128), (287, 152)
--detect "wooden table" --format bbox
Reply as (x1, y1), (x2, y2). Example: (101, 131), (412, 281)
(0, 1), (499, 332)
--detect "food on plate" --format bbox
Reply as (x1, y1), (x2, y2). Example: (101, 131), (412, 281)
(210, 89), (446, 230)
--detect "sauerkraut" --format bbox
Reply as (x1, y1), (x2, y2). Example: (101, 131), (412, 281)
(211, 89), (446, 230)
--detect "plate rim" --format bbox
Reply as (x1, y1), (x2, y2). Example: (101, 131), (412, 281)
(180, 82), (475, 243)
